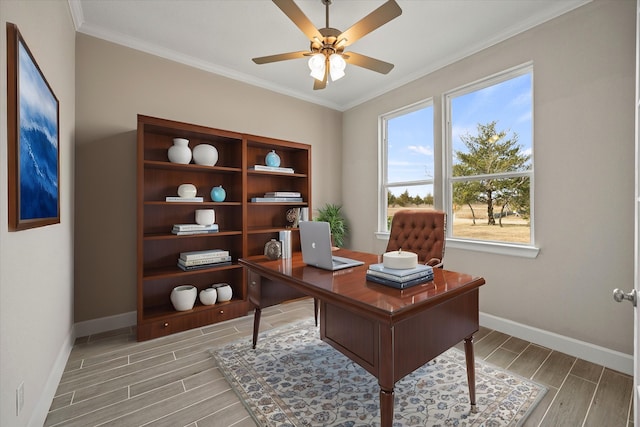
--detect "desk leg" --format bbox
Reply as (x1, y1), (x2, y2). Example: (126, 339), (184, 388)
(252, 307), (262, 349)
(464, 335), (476, 406)
(314, 298), (319, 326)
(380, 388), (394, 427)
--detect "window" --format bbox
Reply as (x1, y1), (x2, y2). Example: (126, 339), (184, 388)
(444, 64), (534, 247)
(379, 100), (434, 232)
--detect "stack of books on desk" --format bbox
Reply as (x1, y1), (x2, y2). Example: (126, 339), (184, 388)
(251, 191), (303, 203)
(366, 263), (434, 289)
(172, 223), (219, 235)
(177, 249), (231, 271)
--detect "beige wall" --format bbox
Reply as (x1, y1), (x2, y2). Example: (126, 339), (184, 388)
(0, 1), (76, 426)
(74, 34), (343, 322)
(343, 0), (635, 354)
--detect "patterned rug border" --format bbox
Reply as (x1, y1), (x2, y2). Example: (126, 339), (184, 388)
(209, 320), (547, 427)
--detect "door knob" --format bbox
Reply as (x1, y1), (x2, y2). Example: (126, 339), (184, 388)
(613, 288), (637, 306)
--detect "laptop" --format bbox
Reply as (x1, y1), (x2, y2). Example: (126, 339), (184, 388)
(299, 221), (364, 271)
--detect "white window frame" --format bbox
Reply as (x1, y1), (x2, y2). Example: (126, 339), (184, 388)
(378, 98), (434, 234)
(443, 63), (539, 258)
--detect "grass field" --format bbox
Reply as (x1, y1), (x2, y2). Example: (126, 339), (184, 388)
(389, 204), (530, 244)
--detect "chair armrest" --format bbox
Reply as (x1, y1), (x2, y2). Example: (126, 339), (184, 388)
(426, 258), (443, 269)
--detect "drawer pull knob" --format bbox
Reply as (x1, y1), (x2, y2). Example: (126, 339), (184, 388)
(220, 310), (224, 314)
(163, 322), (169, 328)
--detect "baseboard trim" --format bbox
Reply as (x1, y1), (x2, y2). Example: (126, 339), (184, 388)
(29, 328), (74, 427)
(480, 312), (633, 376)
(74, 311), (136, 338)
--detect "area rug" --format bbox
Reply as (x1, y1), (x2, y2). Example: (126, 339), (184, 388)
(210, 321), (546, 426)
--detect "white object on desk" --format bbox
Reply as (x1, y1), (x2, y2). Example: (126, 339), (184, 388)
(383, 249), (418, 269)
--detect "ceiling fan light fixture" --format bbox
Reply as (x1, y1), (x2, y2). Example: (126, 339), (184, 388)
(329, 53), (346, 81)
(308, 53), (325, 81)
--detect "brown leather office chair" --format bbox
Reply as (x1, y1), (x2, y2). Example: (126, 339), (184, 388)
(386, 209), (446, 268)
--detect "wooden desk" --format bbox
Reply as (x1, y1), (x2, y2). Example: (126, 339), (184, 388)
(239, 250), (485, 427)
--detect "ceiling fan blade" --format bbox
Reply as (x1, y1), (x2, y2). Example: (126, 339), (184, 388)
(252, 51), (309, 64)
(337, 0), (402, 47)
(273, 0), (323, 42)
(344, 51), (394, 74)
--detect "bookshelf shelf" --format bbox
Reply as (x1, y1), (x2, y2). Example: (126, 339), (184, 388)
(137, 115), (311, 341)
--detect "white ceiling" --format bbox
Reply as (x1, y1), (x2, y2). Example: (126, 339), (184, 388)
(69, 0), (590, 111)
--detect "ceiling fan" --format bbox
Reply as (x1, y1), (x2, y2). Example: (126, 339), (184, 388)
(252, 0), (402, 90)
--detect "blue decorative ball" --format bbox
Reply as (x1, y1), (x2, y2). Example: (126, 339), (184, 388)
(211, 185), (226, 202)
(265, 150), (281, 167)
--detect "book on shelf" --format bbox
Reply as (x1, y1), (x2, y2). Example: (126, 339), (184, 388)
(251, 197), (303, 203)
(172, 223), (218, 232)
(264, 191), (301, 197)
(165, 196), (204, 202)
(172, 229), (219, 235)
(366, 268), (433, 283)
(178, 255), (232, 267)
(366, 273), (433, 289)
(367, 263), (434, 278)
(249, 165), (295, 174)
(180, 249), (229, 261)
(177, 260), (232, 271)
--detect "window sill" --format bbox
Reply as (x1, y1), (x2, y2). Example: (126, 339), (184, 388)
(375, 233), (540, 258)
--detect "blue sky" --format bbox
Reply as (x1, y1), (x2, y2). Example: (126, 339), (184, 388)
(387, 72), (532, 197)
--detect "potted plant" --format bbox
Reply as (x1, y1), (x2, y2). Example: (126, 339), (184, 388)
(315, 203), (348, 248)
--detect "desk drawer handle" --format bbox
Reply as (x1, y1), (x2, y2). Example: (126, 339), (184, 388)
(163, 322), (169, 328)
(219, 310), (224, 314)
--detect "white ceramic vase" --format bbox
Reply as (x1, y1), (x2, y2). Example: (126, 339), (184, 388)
(177, 183), (197, 198)
(199, 288), (217, 305)
(170, 285), (197, 311)
(213, 283), (233, 302)
(168, 138), (192, 164)
(192, 144), (218, 166)
(195, 209), (215, 225)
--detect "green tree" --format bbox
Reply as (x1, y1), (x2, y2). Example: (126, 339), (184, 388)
(453, 121), (530, 226)
(387, 191), (396, 206)
(397, 190), (411, 207)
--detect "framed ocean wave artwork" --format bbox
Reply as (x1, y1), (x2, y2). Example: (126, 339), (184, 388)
(7, 23), (60, 231)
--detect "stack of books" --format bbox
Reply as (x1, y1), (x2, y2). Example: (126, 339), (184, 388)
(366, 263), (434, 289)
(172, 223), (219, 235)
(251, 191), (303, 203)
(178, 249), (231, 271)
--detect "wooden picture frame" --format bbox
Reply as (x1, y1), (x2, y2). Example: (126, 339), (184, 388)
(7, 23), (60, 231)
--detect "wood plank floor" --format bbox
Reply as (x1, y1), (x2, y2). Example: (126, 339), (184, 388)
(45, 298), (634, 426)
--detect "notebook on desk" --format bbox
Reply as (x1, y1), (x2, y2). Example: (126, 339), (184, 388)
(299, 221), (364, 271)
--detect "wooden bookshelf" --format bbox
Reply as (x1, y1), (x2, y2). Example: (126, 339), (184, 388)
(136, 115), (311, 341)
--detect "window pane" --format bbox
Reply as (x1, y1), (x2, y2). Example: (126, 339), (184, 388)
(447, 67), (533, 246)
(387, 106), (434, 183)
(452, 73), (532, 170)
(386, 184), (435, 228)
(452, 177), (531, 244)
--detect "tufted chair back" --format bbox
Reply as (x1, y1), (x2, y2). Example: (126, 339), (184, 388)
(385, 209), (446, 268)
